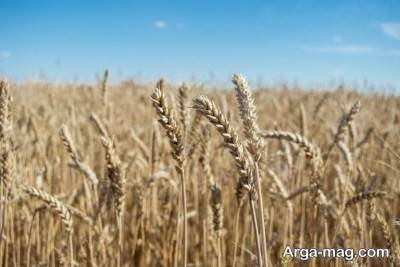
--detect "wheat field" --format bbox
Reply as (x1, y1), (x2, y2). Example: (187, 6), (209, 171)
(0, 72), (399, 266)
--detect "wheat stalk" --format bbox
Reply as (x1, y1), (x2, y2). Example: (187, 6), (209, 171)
(232, 73), (267, 266)
(377, 214), (398, 266)
(151, 79), (188, 267)
(90, 112), (125, 267)
(193, 95), (263, 267)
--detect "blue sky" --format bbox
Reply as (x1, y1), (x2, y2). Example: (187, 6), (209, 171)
(0, 0), (399, 88)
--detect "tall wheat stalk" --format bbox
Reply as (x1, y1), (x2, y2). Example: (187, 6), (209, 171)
(0, 80), (13, 257)
(232, 74), (268, 266)
(193, 95), (263, 267)
(22, 185), (74, 266)
(90, 112), (125, 267)
(151, 80), (187, 267)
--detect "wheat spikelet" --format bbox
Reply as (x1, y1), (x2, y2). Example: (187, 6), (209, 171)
(366, 200), (376, 225)
(96, 178), (113, 219)
(101, 69), (109, 106)
(209, 184), (223, 238)
(313, 92), (330, 118)
(193, 95), (255, 196)
(199, 125), (214, 186)
(132, 179), (144, 219)
(345, 191), (387, 210)
(262, 130), (318, 160)
(101, 137), (126, 217)
(59, 125), (80, 162)
(335, 100), (361, 144)
(232, 74), (263, 161)
(178, 83), (189, 134)
(0, 146), (14, 194)
(332, 191), (384, 245)
(299, 103), (308, 137)
(151, 80), (184, 168)
(0, 80), (13, 195)
(59, 125), (98, 185)
(23, 185), (73, 233)
(0, 80), (12, 141)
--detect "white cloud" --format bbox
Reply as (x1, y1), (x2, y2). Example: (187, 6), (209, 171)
(0, 51), (11, 59)
(381, 22), (400, 40)
(153, 20), (167, 29)
(303, 45), (373, 54)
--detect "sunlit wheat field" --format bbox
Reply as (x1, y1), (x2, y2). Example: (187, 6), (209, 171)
(0, 72), (399, 266)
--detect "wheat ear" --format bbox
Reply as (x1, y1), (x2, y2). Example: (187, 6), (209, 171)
(344, 191), (387, 210)
(0, 80), (12, 141)
(59, 125), (98, 185)
(231, 74), (263, 160)
(325, 101), (361, 161)
(332, 191), (388, 243)
(178, 83), (189, 135)
(335, 100), (361, 143)
(22, 185), (73, 232)
(0, 144), (14, 192)
(262, 130), (318, 159)
(100, 137), (125, 217)
(101, 69), (109, 106)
